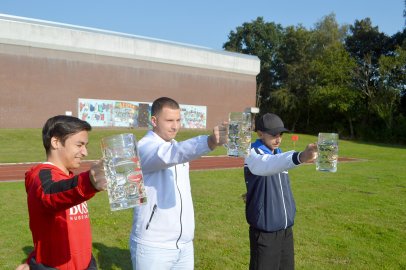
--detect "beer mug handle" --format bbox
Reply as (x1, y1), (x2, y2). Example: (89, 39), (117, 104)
(224, 122), (238, 157)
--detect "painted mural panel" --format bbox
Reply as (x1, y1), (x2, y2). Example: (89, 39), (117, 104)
(113, 101), (139, 127)
(138, 103), (151, 128)
(78, 98), (206, 129)
(78, 98), (114, 127)
(180, 105), (207, 129)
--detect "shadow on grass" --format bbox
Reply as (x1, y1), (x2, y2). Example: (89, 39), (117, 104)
(19, 244), (131, 269)
(18, 246), (33, 263)
(93, 242), (132, 270)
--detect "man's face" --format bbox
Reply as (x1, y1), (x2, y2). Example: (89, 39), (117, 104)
(52, 130), (89, 171)
(258, 131), (283, 152)
(151, 107), (181, 142)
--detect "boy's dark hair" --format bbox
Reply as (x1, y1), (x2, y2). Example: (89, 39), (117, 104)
(151, 97), (180, 116)
(42, 115), (92, 155)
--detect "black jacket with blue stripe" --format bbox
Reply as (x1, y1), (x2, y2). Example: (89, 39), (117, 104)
(244, 139), (302, 232)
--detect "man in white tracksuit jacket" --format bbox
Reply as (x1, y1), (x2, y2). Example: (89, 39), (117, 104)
(130, 97), (227, 270)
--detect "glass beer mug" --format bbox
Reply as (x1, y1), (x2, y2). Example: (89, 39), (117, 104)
(101, 133), (147, 211)
(316, 132), (339, 172)
(225, 112), (252, 157)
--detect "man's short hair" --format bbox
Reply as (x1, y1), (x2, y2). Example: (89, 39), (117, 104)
(42, 115), (92, 155)
(151, 97), (180, 117)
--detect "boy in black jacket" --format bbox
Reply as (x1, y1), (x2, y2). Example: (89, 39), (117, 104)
(244, 113), (317, 270)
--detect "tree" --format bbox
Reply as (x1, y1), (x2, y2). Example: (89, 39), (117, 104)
(344, 18), (392, 137)
(312, 13), (349, 48)
(223, 14), (406, 141)
(224, 15), (351, 133)
(345, 18), (390, 63)
(310, 43), (359, 137)
(306, 14), (360, 137)
(377, 47), (406, 131)
(273, 25), (315, 131)
(389, 28), (406, 118)
(223, 17), (284, 112)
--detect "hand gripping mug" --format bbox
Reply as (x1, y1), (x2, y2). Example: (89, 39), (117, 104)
(316, 132), (339, 172)
(224, 112), (252, 157)
(101, 133), (147, 211)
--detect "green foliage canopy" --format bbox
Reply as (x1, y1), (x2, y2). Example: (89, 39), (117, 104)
(223, 13), (406, 143)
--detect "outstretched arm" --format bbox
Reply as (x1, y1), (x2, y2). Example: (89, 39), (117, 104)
(246, 143), (318, 176)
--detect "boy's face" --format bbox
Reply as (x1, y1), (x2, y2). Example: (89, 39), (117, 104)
(258, 131), (283, 151)
(151, 106), (181, 142)
(51, 130), (89, 172)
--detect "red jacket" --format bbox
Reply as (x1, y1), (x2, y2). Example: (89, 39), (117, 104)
(25, 163), (98, 269)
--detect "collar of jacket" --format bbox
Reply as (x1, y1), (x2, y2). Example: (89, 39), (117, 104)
(251, 139), (282, 155)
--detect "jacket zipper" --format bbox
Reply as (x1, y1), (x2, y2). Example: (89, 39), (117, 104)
(175, 165), (183, 249)
(278, 173), (288, 229)
(146, 204), (157, 230)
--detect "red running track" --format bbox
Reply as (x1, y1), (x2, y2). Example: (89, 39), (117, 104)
(0, 156), (244, 182)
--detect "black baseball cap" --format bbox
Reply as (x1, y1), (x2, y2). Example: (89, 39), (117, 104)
(255, 113), (290, 135)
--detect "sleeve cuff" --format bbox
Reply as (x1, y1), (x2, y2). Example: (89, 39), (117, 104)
(203, 135), (213, 153)
(292, 151), (302, 165)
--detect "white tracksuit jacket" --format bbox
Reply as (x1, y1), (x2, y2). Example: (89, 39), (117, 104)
(130, 130), (211, 249)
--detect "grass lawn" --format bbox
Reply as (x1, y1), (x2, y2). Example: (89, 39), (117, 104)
(0, 129), (405, 269)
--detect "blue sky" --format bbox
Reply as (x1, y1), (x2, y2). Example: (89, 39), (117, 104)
(1, 0), (404, 50)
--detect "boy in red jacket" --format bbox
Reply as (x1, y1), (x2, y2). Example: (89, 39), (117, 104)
(21, 115), (107, 269)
